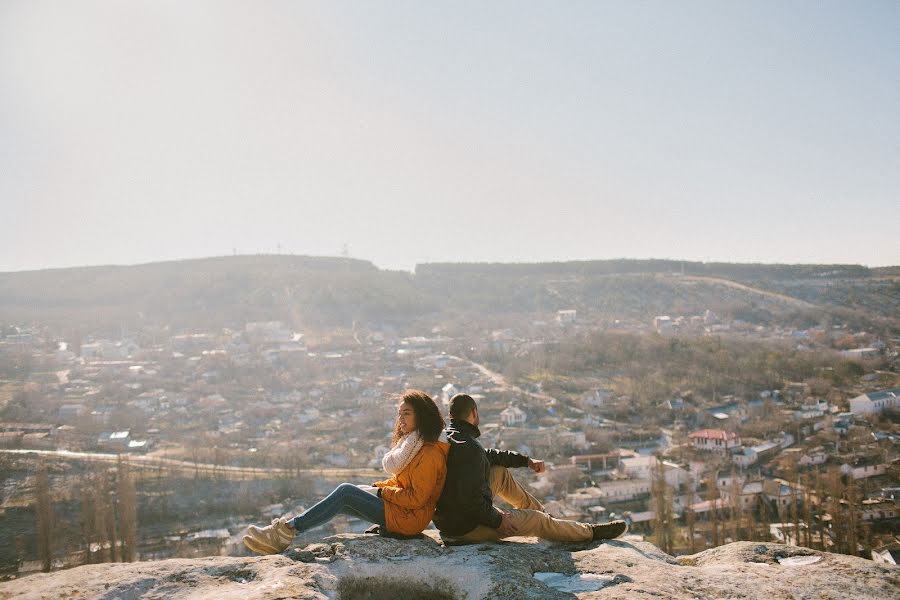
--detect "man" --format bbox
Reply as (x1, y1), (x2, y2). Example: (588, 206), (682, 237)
(433, 393), (627, 544)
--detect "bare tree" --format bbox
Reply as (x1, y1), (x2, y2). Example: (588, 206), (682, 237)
(705, 471), (720, 547)
(684, 501), (697, 553)
(651, 460), (675, 554)
(34, 465), (53, 572)
(729, 470), (742, 542)
(117, 456), (138, 562)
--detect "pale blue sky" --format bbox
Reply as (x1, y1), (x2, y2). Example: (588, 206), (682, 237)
(1, 1), (898, 272)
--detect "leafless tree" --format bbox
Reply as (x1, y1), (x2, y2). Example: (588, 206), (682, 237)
(117, 456), (138, 562)
(35, 465), (53, 572)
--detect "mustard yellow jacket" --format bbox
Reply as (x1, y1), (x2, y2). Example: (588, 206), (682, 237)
(373, 441), (449, 535)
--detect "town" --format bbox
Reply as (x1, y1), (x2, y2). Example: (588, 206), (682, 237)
(1, 266), (898, 577)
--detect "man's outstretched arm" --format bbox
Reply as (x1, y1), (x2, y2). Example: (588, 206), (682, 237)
(485, 447), (530, 469)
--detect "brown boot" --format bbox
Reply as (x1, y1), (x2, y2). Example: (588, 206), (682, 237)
(591, 520), (628, 541)
(243, 517), (295, 555)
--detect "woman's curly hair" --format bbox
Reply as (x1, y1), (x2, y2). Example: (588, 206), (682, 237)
(391, 389), (445, 445)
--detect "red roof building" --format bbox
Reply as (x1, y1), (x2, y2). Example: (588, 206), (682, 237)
(688, 429), (741, 453)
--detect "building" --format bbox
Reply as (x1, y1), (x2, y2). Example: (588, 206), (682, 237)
(720, 480), (763, 510)
(848, 388), (900, 415)
(654, 316), (674, 331)
(441, 383), (460, 410)
(872, 545), (900, 566)
(840, 458), (889, 480)
(593, 479), (652, 503)
(840, 347), (879, 359)
(557, 310), (577, 325)
(688, 429), (741, 453)
(500, 405), (527, 427)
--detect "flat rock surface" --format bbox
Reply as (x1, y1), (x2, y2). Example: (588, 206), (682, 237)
(1, 533), (897, 599)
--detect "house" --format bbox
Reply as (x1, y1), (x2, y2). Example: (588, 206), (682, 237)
(689, 429), (741, 453)
(840, 458), (889, 480)
(618, 456), (689, 488)
(441, 383), (460, 409)
(593, 479), (652, 502)
(781, 446), (827, 468)
(720, 480), (763, 510)
(557, 310), (577, 325)
(872, 544), (900, 566)
(861, 498), (899, 523)
(97, 430), (130, 450)
(665, 397), (685, 411)
(849, 387), (900, 415)
(733, 447), (758, 468)
(716, 470), (747, 491)
(500, 405), (527, 427)
(654, 316), (674, 331)
(565, 486), (605, 509)
(794, 399), (830, 420)
(840, 347), (879, 359)
(762, 479), (800, 510)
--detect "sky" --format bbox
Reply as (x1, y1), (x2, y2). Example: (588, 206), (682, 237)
(1, 1), (898, 272)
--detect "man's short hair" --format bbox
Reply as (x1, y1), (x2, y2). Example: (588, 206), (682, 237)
(449, 393), (477, 419)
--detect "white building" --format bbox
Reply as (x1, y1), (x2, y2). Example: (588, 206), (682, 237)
(500, 405), (527, 427)
(848, 388), (900, 415)
(688, 429), (741, 453)
(593, 479), (652, 502)
(441, 383), (460, 410)
(557, 310), (577, 325)
(654, 316), (674, 331)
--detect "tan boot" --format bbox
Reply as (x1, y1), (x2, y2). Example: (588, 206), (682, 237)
(243, 517), (295, 555)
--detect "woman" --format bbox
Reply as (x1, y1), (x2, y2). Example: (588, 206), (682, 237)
(243, 389), (449, 554)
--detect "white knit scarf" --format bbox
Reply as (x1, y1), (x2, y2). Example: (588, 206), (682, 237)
(381, 431), (424, 475)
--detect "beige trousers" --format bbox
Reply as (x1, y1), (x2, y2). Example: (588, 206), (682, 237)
(456, 466), (593, 543)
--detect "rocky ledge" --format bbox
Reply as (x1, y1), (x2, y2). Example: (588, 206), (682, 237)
(0, 533), (897, 599)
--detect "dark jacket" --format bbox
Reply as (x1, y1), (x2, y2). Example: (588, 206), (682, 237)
(432, 419), (529, 536)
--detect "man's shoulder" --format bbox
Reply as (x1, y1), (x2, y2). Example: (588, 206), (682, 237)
(446, 433), (484, 461)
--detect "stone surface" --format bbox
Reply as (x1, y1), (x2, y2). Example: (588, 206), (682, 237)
(1, 533), (897, 600)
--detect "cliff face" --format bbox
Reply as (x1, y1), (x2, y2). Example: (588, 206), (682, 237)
(1, 533), (897, 600)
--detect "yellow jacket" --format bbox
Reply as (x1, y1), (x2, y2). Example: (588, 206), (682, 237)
(373, 441), (449, 535)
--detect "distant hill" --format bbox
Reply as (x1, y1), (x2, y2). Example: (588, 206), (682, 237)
(0, 255), (434, 333)
(0, 256), (896, 334)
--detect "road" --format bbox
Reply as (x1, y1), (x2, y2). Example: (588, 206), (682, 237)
(448, 354), (561, 406)
(0, 448), (382, 481)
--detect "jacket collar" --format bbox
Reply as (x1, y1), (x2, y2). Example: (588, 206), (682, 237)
(449, 418), (481, 439)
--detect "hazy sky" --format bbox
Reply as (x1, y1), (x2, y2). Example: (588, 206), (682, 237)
(2, 1), (898, 272)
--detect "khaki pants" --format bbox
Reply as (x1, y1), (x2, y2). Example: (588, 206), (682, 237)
(455, 466), (593, 543)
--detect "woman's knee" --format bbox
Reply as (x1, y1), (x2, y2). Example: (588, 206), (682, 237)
(333, 482), (357, 494)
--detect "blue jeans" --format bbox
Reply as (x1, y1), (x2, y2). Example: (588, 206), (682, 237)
(289, 483), (386, 533)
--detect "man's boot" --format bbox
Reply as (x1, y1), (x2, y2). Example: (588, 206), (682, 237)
(591, 520), (628, 541)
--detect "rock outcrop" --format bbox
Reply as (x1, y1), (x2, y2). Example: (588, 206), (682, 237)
(1, 533), (897, 599)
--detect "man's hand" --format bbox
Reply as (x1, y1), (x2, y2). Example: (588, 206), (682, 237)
(528, 458), (546, 474)
(496, 511), (518, 537)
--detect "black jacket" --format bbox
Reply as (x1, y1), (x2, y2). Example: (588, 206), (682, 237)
(432, 419), (529, 536)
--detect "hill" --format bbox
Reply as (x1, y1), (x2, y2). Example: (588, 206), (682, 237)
(0, 256), (896, 334)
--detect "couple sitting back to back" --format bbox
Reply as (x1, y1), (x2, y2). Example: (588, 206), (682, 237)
(244, 390), (626, 555)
